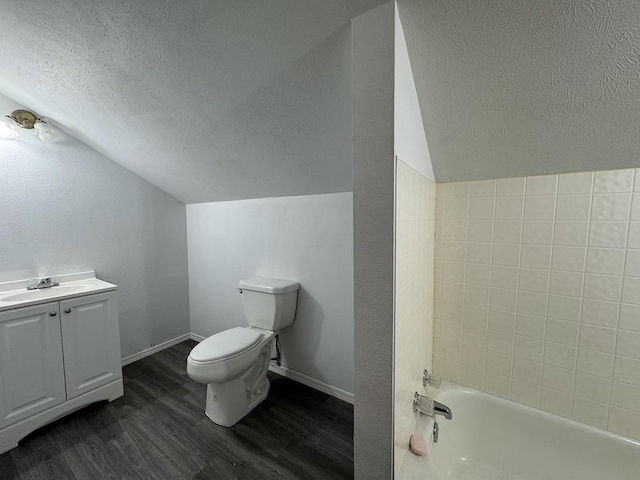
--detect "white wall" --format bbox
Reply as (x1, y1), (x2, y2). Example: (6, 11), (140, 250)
(394, 6), (434, 181)
(186, 192), (354, 395)
(0, 93), (190, 358)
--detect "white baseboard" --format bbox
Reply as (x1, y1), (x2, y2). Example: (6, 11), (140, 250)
(121, 333), (192, 366)
(268, 364), (354, 405)
(125, 332), (355, 405)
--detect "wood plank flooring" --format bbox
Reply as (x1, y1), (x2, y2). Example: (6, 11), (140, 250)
(0, 340), (354, 479)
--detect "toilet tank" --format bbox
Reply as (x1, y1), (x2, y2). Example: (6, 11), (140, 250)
(239, 276), (299, 331)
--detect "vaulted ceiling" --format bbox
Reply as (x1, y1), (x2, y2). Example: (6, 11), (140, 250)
(0, 0), (386, 203)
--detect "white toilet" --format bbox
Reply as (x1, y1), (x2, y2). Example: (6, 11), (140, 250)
(186, 276), (299, 427)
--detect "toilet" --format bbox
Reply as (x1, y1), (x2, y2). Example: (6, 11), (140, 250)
(186, 276), (299, 427)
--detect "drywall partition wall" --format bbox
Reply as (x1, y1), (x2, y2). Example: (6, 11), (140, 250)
(186, 193), (354, 396)
(352, 2), (395, 479)
(0, 93), (190, 358)
(394, 6), (434, 181)
(398, 0), (640, 182)
(434, 168), (640, 441)
(394, 161), (435, 477)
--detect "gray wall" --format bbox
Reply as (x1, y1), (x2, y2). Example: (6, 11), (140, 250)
(0, 93), (190, 358)
(398, 0), (640, 183)
(186, 193), (354, 395)
(352, 3), (395, 478)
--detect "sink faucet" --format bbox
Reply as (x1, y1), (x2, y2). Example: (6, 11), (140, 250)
(27, 276), (59, 290)
(413, 392), (453, 420)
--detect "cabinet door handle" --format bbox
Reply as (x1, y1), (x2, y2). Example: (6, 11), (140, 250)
(64, 308), (72, 314)
(49, 312), (57, 317)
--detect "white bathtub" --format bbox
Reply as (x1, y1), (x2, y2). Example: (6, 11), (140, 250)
(400, 382), (640, 480)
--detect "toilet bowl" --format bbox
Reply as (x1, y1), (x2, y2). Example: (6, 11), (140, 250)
(187, 276), (299, 427)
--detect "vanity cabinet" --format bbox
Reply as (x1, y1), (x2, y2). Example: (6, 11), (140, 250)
(0, 282), (123, 454)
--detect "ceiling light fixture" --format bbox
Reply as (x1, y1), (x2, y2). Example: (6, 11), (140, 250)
(0, 109), (56, 141)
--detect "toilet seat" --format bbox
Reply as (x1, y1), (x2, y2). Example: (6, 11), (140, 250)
(189, 327), (263, 364)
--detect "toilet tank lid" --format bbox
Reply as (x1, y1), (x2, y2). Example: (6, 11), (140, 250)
(239, 276), (299, 294)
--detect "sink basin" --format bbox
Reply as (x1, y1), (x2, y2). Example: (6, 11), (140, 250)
(0, 284), (94, 302)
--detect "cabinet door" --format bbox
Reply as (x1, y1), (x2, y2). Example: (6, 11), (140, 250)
(60, 292), (122, 400)
(0, 302), (66, 429)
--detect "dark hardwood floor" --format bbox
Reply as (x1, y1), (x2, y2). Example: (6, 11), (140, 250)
(0, 340), (354, 480)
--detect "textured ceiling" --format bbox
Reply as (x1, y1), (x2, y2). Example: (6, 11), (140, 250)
(0, 0), (386, 203)
(398, 0), (640, 182)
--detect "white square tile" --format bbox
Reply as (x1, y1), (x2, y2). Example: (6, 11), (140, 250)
(511, 380), (540, 407)
(497, 177), (525, 197)
(594, 169), (635, 193)
(517, 291), (547, 316)
(622, 277), (640, 305)
(444, 241), (466, 262)
(492, 244), (521, 266)
(469, 179), (496, 198)
(524, 196), (556, 220)
(551, 246), (586, 272)
(546, 320), (579, 346)
(489, 309), (516, 333)
(554, 221), (589, 246)
(443, 261), (466, 284)
(631, 194), (640, 221)
(464, 284), (490, 307)
(583, 274), (623, 302)
(463, 306), (488, 328)
(614, 356), (640, 386)
(619, 304), (640, 332)
(516, 314), (546, 340)
(469, 197), (495, 220)
(462, 325), (487, 348)
(521, 245), (552, 269)
(616, 330), (640, 360)
(487, 331), (514, 355)
(467, 242), (492, 264)
(491, 266), (519, 288)
(495, 197), (524, 220)
(577, 348), (614, 378)
(625, 250), (640, 277)
(489, 288), (517, 312)
(465, 263), (491, 286)
(579, 325), (617, 354)
(574, 373), (611, 403)
(519, 268), (550, 293)
(580, 299), (619, 328)
(608, 407), (640, 441)
(629, 222), (640, 249)
(484, 371), (511, 398)
(486, 350), (512, 376)
(459, 364), (485, 390)
(461, 345), (486, 366)
(444, 220), (467, 241)
(540, 388), (572, 417)
(441, 301), (463, 324)
(526, 175), (558, 196)
(513, 357), (543, 383)
(558, 172), (594, 194)
(547, 295), (581, 322)
(467, 220), (494, 242)
(542, 365), (574, 393)
(636, 170), (640, 192)
(591, 193), (632, 221)
(549, 271), (584, 297)
(494, 220), (523, 243)
(544, 342), (577, 370)
(442, 283), (464, 307)
(572, 397), (608, 429)
(514, 336), (544, 362)
(556, 195), (591, 220)
(611, 382), (640, 414)
(446, 182), (470, 198)
(522, 221), (554, 245)
(445, 196), (469, 220)
(589, 221), (629, 248)
(586, 248), (625, 275)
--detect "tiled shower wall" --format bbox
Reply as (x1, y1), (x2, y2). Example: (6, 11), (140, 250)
(394, 160), (435, 476)
(434, 168), (640, 441)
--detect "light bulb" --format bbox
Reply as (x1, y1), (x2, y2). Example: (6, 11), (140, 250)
(37, 130), (53, 141)
(0, 119), (19, 139)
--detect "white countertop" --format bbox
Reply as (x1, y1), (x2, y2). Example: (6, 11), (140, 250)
(0, 271), (117, 312)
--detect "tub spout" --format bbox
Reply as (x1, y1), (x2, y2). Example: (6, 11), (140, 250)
(433, 400), (452, 420)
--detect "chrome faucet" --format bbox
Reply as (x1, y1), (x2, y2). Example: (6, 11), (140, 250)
(413, 392), (453, 420)
(27, 276), (59, 290)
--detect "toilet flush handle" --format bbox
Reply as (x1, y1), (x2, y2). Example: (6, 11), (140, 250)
(237, 288), (243, 294)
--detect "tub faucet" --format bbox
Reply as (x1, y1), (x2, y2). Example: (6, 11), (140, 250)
(413, 392), (453, 420)
(27, 276), (59, 290)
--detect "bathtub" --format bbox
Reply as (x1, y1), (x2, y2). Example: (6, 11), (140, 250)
(400, 382), (640, 480)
